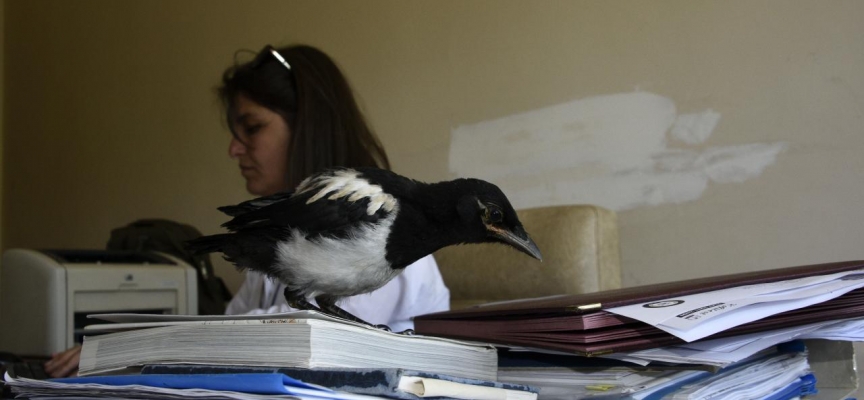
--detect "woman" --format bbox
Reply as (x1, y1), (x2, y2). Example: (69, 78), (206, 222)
(45, 44), (450, 378)
(218, 44), (450, 329)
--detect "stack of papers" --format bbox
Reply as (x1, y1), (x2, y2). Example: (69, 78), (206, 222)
(497, 348), (815, 399)
(627, 351), (815, 400)
(415, 261), (864, 356)
(4, 371), (539, 400)
(606, 269), (864, 342)
(78, 311), (498, 381)
(654, 352), (813, 400)
(414, 260), (864, 398)
(497, 367), (707, 399)
(3, 372), (383, 400)
(608, 317), (864, 367)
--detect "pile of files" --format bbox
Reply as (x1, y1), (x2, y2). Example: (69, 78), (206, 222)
(496, 343), (817, 400)
(4, 369), (538, 400)
(415, 260), (864, 399)
(6, 260), (864, 399)
(3, 311), (539, 399)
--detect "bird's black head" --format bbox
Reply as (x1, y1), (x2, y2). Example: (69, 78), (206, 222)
(453, 179), (542, 261)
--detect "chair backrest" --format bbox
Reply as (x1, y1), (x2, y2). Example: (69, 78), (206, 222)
(434, 205), (621, 309)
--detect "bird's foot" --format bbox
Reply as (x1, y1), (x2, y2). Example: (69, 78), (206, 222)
(284, 288), (323, 313)
(372, 325), (414, 335)
(315, 295), (392, 332)
(321, 303), (374, 326)
(289, 294), (417, 335)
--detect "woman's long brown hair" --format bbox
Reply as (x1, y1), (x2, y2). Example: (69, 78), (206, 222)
(219, 44), (390, 190)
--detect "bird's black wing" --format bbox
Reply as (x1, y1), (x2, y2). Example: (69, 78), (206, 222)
(217, 191), (294, 217)
(221, 175), (395, 240)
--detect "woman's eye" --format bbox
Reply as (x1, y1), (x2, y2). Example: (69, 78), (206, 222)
(243, 124), (262, 135)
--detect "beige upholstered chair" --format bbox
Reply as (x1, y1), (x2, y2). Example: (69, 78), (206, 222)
(433, 205), (621, 309)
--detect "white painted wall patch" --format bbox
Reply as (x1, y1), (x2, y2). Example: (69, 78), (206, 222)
(449, 92), (786, 211)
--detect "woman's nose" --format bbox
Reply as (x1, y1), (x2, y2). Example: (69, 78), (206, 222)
(228, 137), (246, 158)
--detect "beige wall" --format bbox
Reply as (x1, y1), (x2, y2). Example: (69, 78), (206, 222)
(3, 0), (864, 297)
(0, 0), (5, 250)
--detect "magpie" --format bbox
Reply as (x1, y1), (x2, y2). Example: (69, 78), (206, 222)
(187, 167), (542, 329)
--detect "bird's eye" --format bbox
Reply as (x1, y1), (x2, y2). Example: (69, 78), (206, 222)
(488, 207), (503, 223)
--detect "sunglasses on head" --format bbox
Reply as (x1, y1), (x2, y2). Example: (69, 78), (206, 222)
(248, 44), (338, 111)
(251, 45), (292, 72)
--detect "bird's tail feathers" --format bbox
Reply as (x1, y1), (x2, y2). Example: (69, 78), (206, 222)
(185, 233), (233, 255)
(217, 204), (252, 217)
(218, 192), (294, 217)
(186, 232), (278, 276)
(220, 215), (270, 231)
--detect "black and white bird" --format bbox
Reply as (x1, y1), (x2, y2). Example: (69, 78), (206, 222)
(188, 167), (542, 328)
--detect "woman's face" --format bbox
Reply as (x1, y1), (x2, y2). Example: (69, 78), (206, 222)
(228, 94), (291, 196)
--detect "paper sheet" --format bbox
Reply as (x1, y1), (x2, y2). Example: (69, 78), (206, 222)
(606, 269), (864, 341)
(619, 317), (864, 367)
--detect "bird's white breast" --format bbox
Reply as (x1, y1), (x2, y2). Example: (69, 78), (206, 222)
(273, 211), (401, 298)
(295, 169), (396, 216)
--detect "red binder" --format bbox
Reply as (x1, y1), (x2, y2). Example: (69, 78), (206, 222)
(414, 260), (864, 355)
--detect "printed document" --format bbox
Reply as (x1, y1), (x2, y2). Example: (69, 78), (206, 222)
(606, 268), (864, 341)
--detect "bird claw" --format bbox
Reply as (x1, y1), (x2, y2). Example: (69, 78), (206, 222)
(285, 288), (324, 312)
(373, 325), (413, 335)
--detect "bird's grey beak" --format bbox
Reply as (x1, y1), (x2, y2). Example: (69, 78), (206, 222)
(490, 227), (543, 261)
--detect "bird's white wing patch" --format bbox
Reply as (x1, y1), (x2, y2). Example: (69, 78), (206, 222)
(274, 212), (401, 298)
(295, 169), (396, 215)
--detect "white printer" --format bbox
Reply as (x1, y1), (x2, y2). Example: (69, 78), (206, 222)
(0, 248), (197, 356)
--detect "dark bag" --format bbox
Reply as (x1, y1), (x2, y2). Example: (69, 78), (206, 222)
(106, 219), (233, 315)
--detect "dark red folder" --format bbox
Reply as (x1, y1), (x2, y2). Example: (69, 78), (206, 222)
(414, 260), (864, 356)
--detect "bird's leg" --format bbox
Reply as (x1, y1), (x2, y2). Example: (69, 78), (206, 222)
(314, 295), (415, 334)
(314, 295), (381, 328)
(284, 287), (323, 313)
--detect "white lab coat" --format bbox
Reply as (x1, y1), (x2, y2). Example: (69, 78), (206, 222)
(224, 255), (449, 332)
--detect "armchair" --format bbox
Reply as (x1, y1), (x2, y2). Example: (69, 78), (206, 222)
(434, 205), (621, 309)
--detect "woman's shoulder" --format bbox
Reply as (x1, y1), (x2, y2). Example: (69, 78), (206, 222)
(397, 254), (449, 297)
(401, 254), (440, 275)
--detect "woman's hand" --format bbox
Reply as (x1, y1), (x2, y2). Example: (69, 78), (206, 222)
(44, 345), (81, 378)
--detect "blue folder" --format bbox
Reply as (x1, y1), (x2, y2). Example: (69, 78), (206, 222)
(54, 373), (328, 395)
